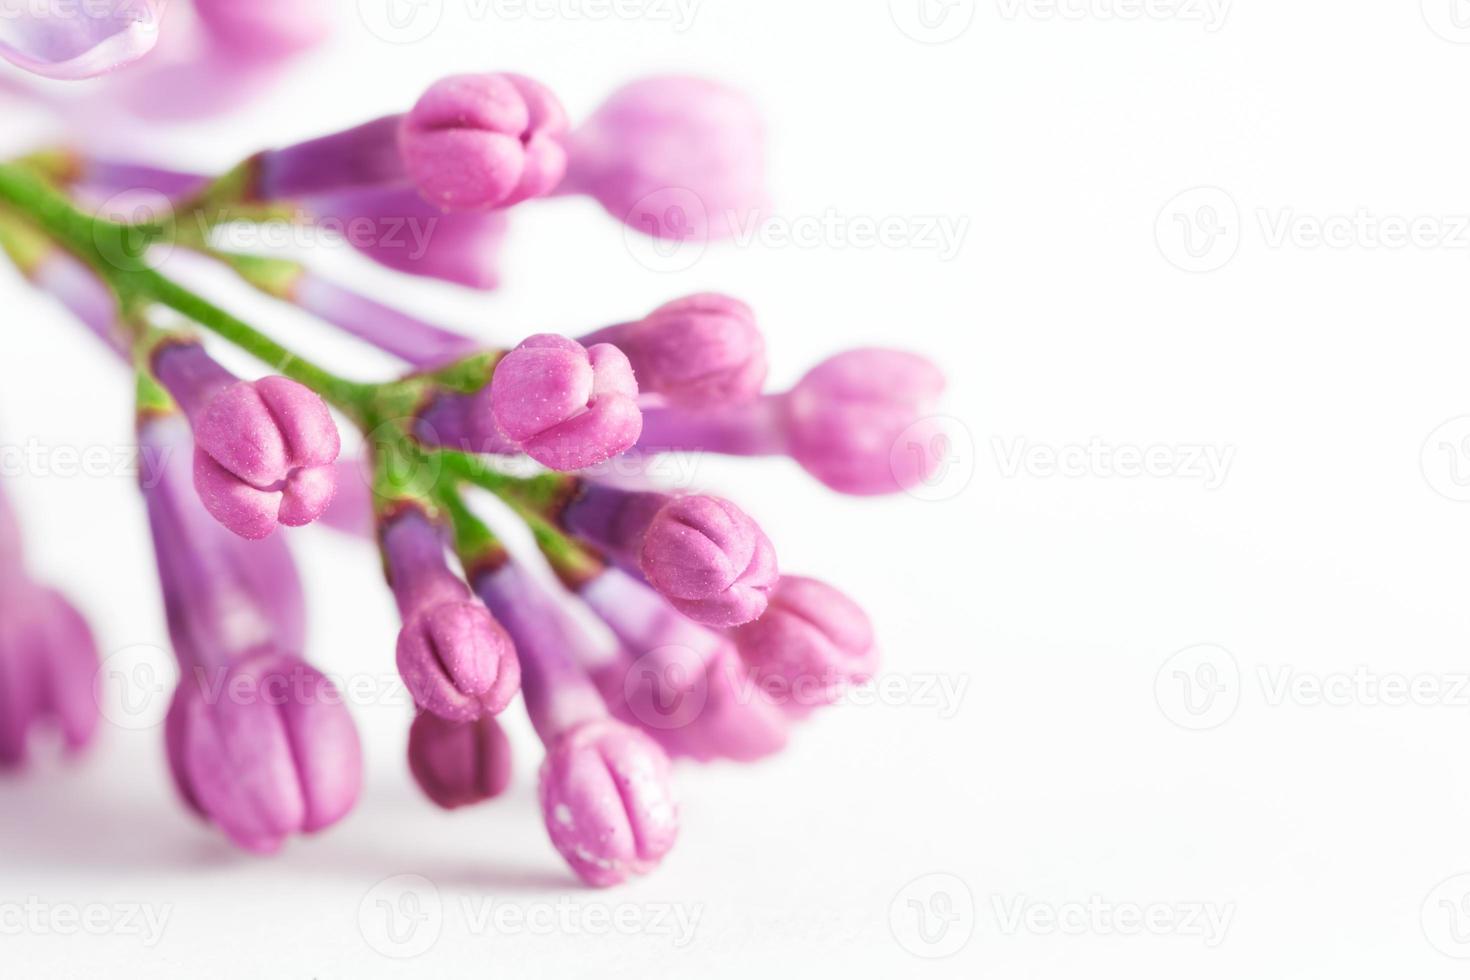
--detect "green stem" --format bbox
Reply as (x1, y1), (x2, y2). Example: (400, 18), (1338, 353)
(0, 161), (374, 419)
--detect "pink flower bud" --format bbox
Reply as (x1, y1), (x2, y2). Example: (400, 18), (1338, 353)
(784, 349), (946, 495)
(579, 568), (788, 763)
(384, 510), (520, 722)
(407, 712), (513, 810)
(192, 0), (332, 59)
(0, 586), (100, 766)
(166, 649), (362, 854)
(191, 377), (341, 539)
(153, 344), (341, 539)
(563, 76), (767, 241)
(579, 294), (767, 408)
(0, 0), (163, 80)
(400, 73), (568, 211)
(489, 335), (642, 471)
(639, 495), (777, 628)
(538, 718), (678, 888)
(731, 576), (878, 708)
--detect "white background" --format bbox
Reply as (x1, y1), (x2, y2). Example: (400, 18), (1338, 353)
(4, 0), (1470, 976)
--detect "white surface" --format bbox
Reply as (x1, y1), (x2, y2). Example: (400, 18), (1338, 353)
(4, 1), (1470, 977)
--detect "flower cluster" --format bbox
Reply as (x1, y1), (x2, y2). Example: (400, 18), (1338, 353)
(0, 11), (946, 887)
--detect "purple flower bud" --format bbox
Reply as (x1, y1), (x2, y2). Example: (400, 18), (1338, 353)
(0, 0), (163, 80)
(407, 712), (512, 810)
(731, 576), (877, 708)
(579, 294), (767, 409)
(489, 335), (642, 472)
(638, 348), (948, 496)
(784, 349), (947, 495)
(562, 76), (767, 241)
(192, 0), (332, 60)
(0, 586), (100, 767)
(538, 718), (678, 888)
(563, 484), (777, 628)
(400, 73), (568, 212)
(166, 649), (362, 854)
(383, 510), (520, 722)
(579, 569), (788, 763)
(639, 495), (777, 628)
(152, 343), (341, 539)
(141, 415), (306, 665)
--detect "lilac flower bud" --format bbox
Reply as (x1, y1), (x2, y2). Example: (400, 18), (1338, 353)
(383, 509), (520, 722)
(0, 0), (163, 80)
(562, 76), (767, 241)
(783, 349), (947, 495)
(141, 415), (306, 665)
(407, 712), (512, 810)
(489, 335), (642, 471)
(638, 348), (947, 496)
(563, 485), (777, 628)
(731, 576), (878, 709)
(152, 343), (341, 539)
(579, 294), (767, 409)
(0, 586), (100, 767)
(539, 718), (678, 888)
(579, 569), (788, 763)
(192, 0), (332, 59)
(472, 560), (678, 885)
(166, 649), (361, 854)
(400, 73), (568, 211)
